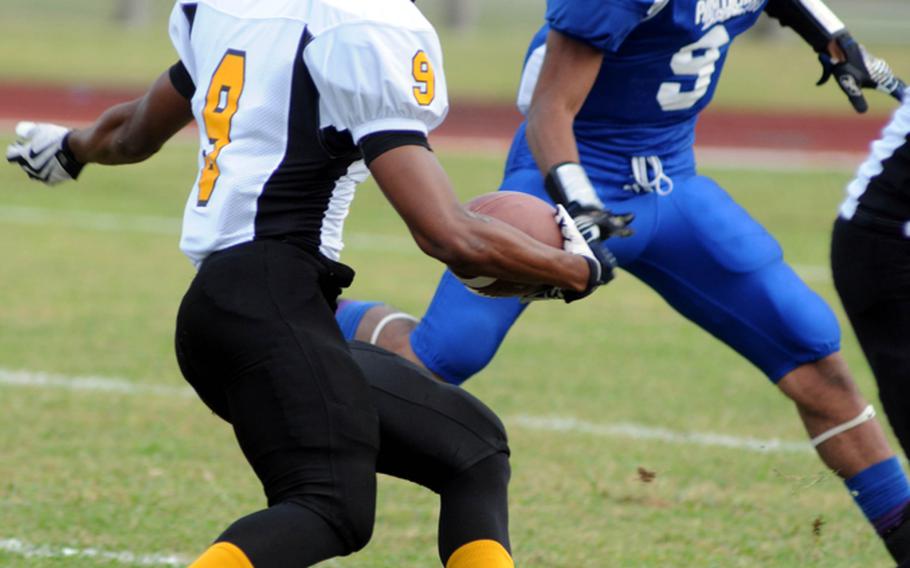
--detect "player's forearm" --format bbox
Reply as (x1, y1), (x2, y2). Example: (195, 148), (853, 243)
(68, 100), (153, 165)
(68, 70), (193, 166)
(526, 102), (581, 174)
(443, 213), (591, 291)
(371, 145), (590, 291)
(526, 30), (602, 177)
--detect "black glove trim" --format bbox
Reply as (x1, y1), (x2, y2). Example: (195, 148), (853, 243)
(545, 162), (601, 210)
(561, 246), (617, 304)
(58, 133), (85, 180)
(544, 161), (577, 205)
(764, 0), (845, 54)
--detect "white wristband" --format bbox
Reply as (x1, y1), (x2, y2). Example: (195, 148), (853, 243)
(552, 163), (604, 209)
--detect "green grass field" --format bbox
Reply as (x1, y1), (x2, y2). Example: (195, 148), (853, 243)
(2, 1), (906, 565)
(0, 137), (898, 566)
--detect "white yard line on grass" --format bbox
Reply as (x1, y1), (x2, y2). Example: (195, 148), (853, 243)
(508, 415), (810, 454)
(0, 367), (811, 455)
(0, 205), (416, 253)
(0, 205), (180, 235)
(0, 206), (834, 282)
(0, 369), (815, 565)
(0, 538), (344, 568)
(0, 538), (189, 567)
(0, 368), (193, 398)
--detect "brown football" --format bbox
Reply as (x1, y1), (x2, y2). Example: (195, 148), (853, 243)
(454, 191), (563, 297)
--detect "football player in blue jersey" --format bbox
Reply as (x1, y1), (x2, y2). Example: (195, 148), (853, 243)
(337, 0), (910, 563)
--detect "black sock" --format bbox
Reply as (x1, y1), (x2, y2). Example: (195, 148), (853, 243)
(437, 453), (511, 564)
(218, 502), (349, 567)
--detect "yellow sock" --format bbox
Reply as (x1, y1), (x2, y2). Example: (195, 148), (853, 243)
(188, 542), (254, 568)
(446, 539), (514, 568)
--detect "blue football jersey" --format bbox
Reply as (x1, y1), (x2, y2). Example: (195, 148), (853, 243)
(517, 0), (767, 158)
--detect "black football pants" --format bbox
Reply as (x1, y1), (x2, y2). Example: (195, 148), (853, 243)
(832, 218), (910, 458)
(349, 341), (511, 564)
(176, 240), (511, 566)
(176, 240), (380, 566)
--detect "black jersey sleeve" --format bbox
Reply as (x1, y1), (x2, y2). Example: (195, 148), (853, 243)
(764, 0), (846, 54)
(359, 130), (431, 167)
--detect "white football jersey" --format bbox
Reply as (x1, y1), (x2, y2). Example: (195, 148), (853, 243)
(168, 0), (449, 266)
(840, 89), (910, 226)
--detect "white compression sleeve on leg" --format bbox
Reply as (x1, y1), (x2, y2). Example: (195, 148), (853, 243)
(811, 404), (876, 447)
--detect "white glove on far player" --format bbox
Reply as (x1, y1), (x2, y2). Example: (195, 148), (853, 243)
(6, 121), (84, 185)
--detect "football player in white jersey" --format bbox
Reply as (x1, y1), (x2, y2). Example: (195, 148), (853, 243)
(5, 1), (623, 566)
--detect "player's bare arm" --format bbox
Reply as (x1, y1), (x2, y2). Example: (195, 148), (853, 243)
(369, 144), (592, 292)
(525, 30), (602, 174)
(525, 30), (632, 243)
(6, 69), (192, 184)
(68, 70), (193, 165)
(764, 0), (905, 113)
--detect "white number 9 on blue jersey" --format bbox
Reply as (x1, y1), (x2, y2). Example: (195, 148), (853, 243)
(657, 25), (730, 111)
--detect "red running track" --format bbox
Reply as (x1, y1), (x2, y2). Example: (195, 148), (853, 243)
(0, 81), (893, 154)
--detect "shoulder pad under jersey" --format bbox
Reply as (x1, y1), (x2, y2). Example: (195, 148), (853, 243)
(546, 0), (657, 52)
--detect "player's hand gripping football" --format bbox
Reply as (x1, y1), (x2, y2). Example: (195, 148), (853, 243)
(520, 204), (618, 304)
(6, 121), (84, 185)
(518, 162), (633, 303)
(817, 33), (906, 113)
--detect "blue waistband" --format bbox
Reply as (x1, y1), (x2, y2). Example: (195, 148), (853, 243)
(504, 122), (698, 197)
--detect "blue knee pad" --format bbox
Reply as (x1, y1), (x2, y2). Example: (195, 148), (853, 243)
(410, 270), (526, 385)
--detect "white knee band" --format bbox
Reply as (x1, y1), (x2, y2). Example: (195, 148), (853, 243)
(811, 404), (877, 448)
(369, 313), (419, 345)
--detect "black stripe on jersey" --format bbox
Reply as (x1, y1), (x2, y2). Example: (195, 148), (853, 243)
(182, 3), (198, 32)
(859, 133), (910, 220)
(254, 27), (361, 253)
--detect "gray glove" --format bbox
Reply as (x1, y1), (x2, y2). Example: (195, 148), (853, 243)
(6, 121), (84, 185)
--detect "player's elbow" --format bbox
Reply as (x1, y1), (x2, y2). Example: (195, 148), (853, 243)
(413, 222), (492, 271)
(413, 232), (481, 268)
(111, 136), (161, 163)
(527, 96), (576, 140)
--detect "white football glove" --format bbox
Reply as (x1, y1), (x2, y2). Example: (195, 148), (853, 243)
(6, 121), (84, 185)
(520, 204), (617, 303)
